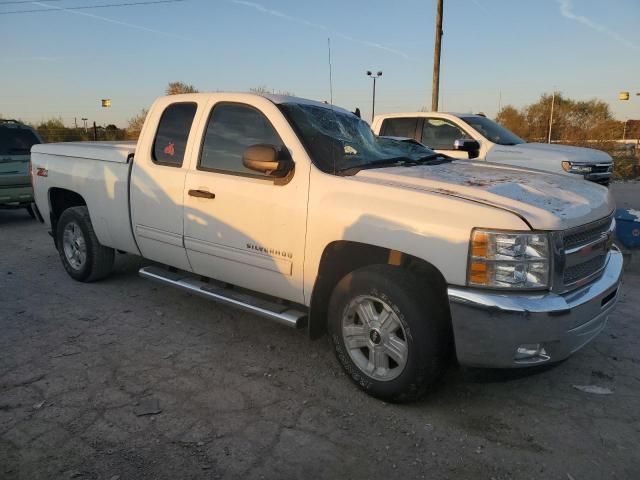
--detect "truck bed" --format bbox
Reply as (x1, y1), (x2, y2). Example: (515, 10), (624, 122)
(31, 141), (139, 255)
(32, 141), (136, 163)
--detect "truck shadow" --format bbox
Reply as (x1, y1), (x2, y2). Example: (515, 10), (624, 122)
(0, 207), (35, 225)
(452, 362), (560, 384)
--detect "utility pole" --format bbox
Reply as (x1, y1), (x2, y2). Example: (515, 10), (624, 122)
(366, 70), (382, 122)
(431, 0), (444, 111)
(547, 92), (555, 144)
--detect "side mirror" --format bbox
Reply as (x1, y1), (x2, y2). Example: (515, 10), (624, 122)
(242, 144), (294, 177)
(453, 138), (480, 152)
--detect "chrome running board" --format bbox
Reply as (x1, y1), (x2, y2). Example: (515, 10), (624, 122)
(139, 266), (307, 328)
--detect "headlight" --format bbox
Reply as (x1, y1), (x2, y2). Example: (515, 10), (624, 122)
(468, 229), (550, 289)
(561, 161), (592, 174)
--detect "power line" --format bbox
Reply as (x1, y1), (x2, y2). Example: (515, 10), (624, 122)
(0, 0), (184, 15)
(0, 0), (64, 4)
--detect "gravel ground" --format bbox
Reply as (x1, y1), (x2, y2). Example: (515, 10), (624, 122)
(1, 208), (639, 480)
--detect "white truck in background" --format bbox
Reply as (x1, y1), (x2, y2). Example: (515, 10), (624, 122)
(30, 93), (622, 402)
(372, 112), (613, 185)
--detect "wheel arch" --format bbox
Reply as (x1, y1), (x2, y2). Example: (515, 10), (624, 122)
(49, 188), (87, 246)
(308, 240), (450, 339)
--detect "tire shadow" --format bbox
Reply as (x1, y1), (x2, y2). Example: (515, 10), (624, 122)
(448, 361), (562, 385)
(108, 253), (151, 280)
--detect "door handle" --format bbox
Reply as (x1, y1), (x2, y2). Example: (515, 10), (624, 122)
(188, 189), (216, 199)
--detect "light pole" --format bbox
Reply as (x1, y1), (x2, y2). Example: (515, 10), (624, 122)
(431, 0), (443, 111)
(547, 91), (555, 144)
(366, 70), (382, 122)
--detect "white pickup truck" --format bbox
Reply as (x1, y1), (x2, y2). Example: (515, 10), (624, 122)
(31, 93), (623, 402)
(372, 112), (613, 185)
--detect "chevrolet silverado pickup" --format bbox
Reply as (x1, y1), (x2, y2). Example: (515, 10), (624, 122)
(372, 112), (613, 185)
(30, 93), (623, 402)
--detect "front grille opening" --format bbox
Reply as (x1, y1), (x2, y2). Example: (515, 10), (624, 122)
(564, 254), (606, 285)
(559, 215), (614, 291)
(563, 216), (613, 251)
(601, 288), (617, 307)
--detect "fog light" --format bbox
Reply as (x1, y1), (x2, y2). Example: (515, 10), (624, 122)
(514, 344), (550, 364)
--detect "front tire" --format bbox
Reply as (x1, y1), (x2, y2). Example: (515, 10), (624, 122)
(328, 265), (450, 402)
(56, 206), (114, 282)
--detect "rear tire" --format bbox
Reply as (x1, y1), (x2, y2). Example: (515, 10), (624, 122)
(56, 206), (114, 282)
(328, 264), (450, 402)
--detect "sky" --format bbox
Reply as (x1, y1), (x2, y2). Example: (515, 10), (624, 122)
(1, 0), (639, 127)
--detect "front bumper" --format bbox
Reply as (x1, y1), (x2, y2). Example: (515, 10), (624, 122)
(447, 247), (623, 368)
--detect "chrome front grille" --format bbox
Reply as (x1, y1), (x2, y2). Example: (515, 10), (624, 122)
(563, 254), (607, 285)
(557, 215), (614, 291)
(563, 216), (613, 250)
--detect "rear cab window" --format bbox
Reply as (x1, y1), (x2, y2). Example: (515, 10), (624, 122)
(152, 103), (197, 167)
(380, 117), (418, 139)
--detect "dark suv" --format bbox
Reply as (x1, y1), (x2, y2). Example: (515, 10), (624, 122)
(0, 120), (42, 217)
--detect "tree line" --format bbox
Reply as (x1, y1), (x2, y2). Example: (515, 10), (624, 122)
(22, 81), (296, 142)
(496, 92), (639, 142)
(6, 84), (636, 144)
(0, 82), (200, 143)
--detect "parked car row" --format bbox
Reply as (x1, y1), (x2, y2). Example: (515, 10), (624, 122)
(27, 92), (623, 402)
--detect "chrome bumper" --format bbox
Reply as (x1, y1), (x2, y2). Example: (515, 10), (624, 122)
(447, 248), (623, 368)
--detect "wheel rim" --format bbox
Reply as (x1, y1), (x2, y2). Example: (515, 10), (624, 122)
(342, 295), (409, 381)
(62, 221), (87, 270)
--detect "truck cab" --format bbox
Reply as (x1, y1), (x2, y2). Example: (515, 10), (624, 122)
(372, 112), (613, 185)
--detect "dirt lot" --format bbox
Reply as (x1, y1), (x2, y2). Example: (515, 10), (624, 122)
(1, 208), (639, 480)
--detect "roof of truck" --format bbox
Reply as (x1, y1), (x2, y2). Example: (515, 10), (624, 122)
(161, 92), (354, 116)
(260, 93), (352, 114)
(374, 112), (479, 119)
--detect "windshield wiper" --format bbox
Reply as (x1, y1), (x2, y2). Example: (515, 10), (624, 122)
(399, 153), (451, 165)
(338, 154), (451, 176)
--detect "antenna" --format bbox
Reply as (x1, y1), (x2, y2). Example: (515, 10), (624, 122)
(327, 37), (334, 105)
(327, 37), (338, 175)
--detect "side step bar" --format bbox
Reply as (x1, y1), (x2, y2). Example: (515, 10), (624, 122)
(139, 266), (307, 328)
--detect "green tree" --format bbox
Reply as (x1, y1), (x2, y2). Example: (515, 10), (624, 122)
(126, 109), (148, 140)
(104, 124), (126, 141)
(36, 118), (87, 143)
(495, 105), (528, 139)
(496, 92), (620, 142)
(250, 85), (295, 96)
(166, 81), (198, 95)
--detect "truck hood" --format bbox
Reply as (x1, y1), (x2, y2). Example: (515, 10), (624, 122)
(355, 161), (614, 230)
(493, 142), (612, 164)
